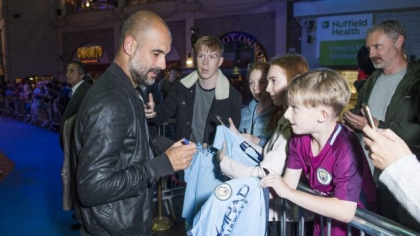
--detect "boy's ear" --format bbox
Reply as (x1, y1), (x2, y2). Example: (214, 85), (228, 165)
(318, 106), (333, 123)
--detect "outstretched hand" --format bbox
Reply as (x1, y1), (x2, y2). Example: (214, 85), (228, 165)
(217, 142), (227, 162)
(228, 117), (260, 145)
(242, 133), (260, 146)
(145, 93), (156, 119)
(259, 174), (292, 199)
(363, 125), (412, 170)
(343, 109), (378, 131)
(165, 139), (196, 171)
(228, 117), (239, 135)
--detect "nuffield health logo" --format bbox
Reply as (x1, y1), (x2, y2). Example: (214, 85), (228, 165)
(322, 21), (330, 29)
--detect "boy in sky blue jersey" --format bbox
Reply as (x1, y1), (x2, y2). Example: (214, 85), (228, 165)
(260, 69), (376, 236)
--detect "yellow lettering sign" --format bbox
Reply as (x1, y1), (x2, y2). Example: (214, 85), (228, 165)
(77, 46), (103, 59)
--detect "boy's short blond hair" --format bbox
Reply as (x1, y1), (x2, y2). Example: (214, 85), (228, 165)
(194, 35), (224, 56)
(286, 68), (350, 118)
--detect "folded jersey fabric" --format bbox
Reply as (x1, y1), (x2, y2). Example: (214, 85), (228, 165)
(188, 177), (269, 236)
(182, 125), (262, 221)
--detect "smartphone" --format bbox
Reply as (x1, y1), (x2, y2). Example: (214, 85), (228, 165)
(362, 103), (376, 131)
(350, 108), (361, 116)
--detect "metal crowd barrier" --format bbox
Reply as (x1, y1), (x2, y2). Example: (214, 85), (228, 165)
(148, 118), (182, 231)
(0, 94), (7, 115)
(0, 96), (14, 116)
(46, 100), (61, 130)
(291, 184), (420, 236)
(0, 95), (62, 131)
(147, 118), (420, 235)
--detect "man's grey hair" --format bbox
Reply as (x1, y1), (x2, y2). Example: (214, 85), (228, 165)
(367, 20), (406, 42)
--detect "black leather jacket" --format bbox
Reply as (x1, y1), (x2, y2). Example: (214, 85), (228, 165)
(73, 62), (174, 236)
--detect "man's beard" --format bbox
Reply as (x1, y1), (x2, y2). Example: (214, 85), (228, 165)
(370, 57), (384, 69)
(129, 62), (160, 86)
(130, 66), (148, 85)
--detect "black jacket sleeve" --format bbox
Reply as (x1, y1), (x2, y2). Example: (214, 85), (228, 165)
(153, 80), (182, 123)
(76, 93), (159, 206)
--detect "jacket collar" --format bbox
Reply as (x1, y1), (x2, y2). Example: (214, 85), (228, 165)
(71, 80), (85, 94)
(385, 61), (420, 119)
(108, 62), (137, 96)
(180, 69), (230, 100)
(405, 61), (420, 79)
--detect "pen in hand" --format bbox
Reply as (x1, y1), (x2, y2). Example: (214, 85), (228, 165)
(182, 139), (190, 145)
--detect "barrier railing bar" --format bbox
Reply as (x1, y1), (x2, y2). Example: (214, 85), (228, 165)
(281, 198), (286, 236)
(298, 207), (305, 236)
(297, 183), (420, 236)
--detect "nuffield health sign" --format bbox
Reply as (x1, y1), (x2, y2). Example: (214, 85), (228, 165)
(316, 14), (372, 65)
(318, 16), (371, 39)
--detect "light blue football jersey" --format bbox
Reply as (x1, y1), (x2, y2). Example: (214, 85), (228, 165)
(183, 143), (223, 220)
(188, 177), (269, 236)
(182, 126), (263, 223)
(213, 125), (262, 166)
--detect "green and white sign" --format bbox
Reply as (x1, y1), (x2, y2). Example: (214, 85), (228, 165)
(316, 14), (372, 59)
(320, 39), (365, 66)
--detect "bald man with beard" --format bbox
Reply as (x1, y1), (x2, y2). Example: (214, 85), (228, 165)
(72, 10), (196, 236)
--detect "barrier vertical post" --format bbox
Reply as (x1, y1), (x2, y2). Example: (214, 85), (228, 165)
(152, 177), (174, 231)
(151, 122), (174, 231)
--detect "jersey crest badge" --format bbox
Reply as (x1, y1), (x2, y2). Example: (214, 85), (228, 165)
(317, 168), (332, 185)
(214, 183), (232, 201)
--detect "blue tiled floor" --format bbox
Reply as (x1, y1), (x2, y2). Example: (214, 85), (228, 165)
(0, 116), (79, 236)
(0, 116), (187, 236)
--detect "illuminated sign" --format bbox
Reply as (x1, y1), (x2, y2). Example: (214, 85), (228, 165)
(77, 46), (103, 59)
(81, 59), (100, 64)
(319, 39), (365, 66)
(220, 32), (268, 62)
(316, 14), (372, 58)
